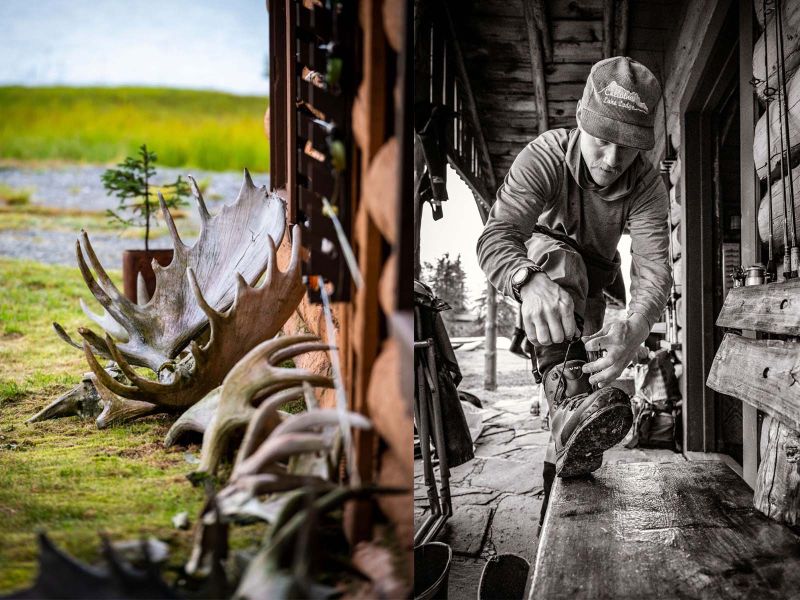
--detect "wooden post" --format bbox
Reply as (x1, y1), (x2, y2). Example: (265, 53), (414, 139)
(484, 279), (497, 391)
(602, 0), (615, 58)
(739, 0), (761, 489)
(614, 0), (629, 56)
(522, 0), (550, 135)
(532, 0), (552, 63)
(754, 416), (800, 525)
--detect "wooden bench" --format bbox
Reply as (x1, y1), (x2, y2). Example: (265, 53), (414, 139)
(530, 461), (800, 599)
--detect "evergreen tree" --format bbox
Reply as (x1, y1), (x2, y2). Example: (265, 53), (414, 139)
(102, 144), (190, 253)
(421, 252), (468, 311)
(475, 287), (518, 335)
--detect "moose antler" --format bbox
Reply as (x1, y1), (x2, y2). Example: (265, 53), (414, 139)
(194, 335), (337, 477)
(80, 222), (308, 411)
(55, 170), (285, 372)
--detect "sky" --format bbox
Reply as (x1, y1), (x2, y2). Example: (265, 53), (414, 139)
(420, 166), (633, 309)
(0, 0), (269, 96)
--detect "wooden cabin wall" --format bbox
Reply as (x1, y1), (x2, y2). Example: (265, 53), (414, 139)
(645, 0), (731, 167)
(694, 0), (800, 526)
(349, 0), (414, 552)
(268, 0), (413, 556)
(710, 0), (800, 526)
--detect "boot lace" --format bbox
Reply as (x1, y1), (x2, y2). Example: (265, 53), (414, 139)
(552, 337), (594, 409)
(553, 338), (575, 406)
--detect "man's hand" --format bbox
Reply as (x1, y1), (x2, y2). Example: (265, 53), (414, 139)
(519, 273), (576, 345)
(581, 314), (650, 387)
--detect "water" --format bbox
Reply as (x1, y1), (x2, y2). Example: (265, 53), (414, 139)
(0, 0), (269, 96)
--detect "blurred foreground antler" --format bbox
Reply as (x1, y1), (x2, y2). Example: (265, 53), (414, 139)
(186, 336), (373, 577)
(193, 335), (344, 477)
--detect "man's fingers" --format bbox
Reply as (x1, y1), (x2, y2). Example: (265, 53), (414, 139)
(584, 333), (613, 352)
(558, 301), (576, 340)
(581, 324), (610, 344)
(582, 353), (615, 374)
(545, 308), (565, 344)
(588, 364), (622, 387)
(532, 313), (551, 345)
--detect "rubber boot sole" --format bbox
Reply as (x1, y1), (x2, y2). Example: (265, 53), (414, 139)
(555, 402), (633, 478)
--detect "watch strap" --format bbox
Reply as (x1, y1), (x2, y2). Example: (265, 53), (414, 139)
(511, 265), (543, 302)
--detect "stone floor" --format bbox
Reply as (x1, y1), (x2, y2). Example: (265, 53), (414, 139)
(414, 344), (686, 599)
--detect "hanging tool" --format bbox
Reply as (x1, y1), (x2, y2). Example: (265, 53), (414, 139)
(773, 9), (792, 281)
(659, 97), (679, 344)
(776, 0), (799, 276)
(763, 0), (776, 280)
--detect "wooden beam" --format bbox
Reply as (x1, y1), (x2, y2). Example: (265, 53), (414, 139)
(754, 415), (800, 526)
(439, 1), (497, 195)
(716, 279), (800, 335)
(523, 0), (550, 134)
(603, 0), (615, 58)
(267, 0), (288, 191)
(707, 333), (800, 431)
(285, 1), (298, 220)
(532, 461), (800, 598)
(532, 0), (552, 63)
(614, 0), (629, 55)
(346, 0), (386, 544)
(682, 111), (717, 452)
(550, 0), (603, 19)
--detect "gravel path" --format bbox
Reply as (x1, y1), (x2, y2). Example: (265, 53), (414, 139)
(0, 229), (128, 269)
(0, 164), (270, 267)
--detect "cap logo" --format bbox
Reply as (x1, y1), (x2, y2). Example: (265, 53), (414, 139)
(598, 81), (649, 114)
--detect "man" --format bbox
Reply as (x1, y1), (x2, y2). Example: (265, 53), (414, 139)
(476, 57), (671, 516)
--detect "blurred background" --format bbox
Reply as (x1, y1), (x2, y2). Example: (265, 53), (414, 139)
(0, 0), (270, 267)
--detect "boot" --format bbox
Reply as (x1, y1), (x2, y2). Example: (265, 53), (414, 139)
(543, 359), (633, 477)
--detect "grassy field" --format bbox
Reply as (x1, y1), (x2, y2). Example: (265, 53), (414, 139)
(0, 86), (270, 172)
(0, 258), (261, 592)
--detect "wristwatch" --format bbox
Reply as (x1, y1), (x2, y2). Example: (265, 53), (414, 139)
(510, 265), (543, 302)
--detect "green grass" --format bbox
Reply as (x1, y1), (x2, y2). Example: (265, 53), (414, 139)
(0, 86), (270, 172)
(0, 183), (33, 206)
(0, 258), (260, 592)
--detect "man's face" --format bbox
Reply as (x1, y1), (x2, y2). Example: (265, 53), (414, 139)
(578, 127), (639, 187)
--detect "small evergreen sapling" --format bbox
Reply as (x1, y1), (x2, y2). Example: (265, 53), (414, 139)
(102, 144), (190, 253)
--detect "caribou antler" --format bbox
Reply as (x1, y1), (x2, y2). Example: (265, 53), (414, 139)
(194, 335), (336, 477)
(80, 223), (308, 412)
(55, 170), (285, 372)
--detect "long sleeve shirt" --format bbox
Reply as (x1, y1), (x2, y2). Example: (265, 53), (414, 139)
(476, 128), (672, 328)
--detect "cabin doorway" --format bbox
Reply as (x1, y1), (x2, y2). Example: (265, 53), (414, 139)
(682, 0), (743, 462)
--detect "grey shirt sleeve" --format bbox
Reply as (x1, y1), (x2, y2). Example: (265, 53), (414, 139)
(626, 167), (672, 328)
(476, 134), (562, 297)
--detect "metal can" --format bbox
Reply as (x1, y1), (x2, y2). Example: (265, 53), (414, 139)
(744, 264), (766, 286)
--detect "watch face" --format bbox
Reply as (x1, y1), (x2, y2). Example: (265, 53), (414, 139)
(512, 268), (528, 285)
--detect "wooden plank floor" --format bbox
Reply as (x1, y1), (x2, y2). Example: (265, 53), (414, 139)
(531, 461), (800, 599)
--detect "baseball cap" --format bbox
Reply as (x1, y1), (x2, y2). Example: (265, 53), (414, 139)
(576, 57), (662, 150)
